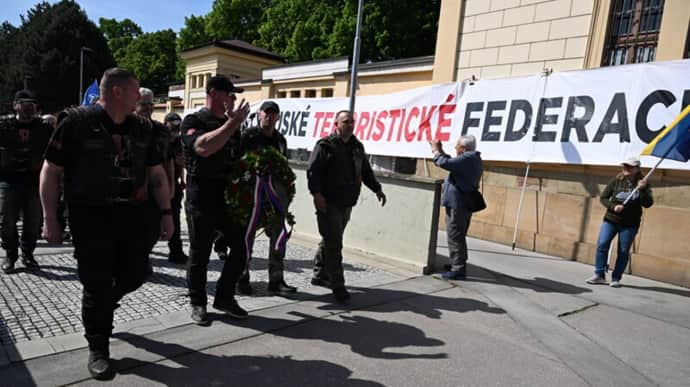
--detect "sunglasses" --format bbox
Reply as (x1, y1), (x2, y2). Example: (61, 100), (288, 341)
(169, 120), (181, 126)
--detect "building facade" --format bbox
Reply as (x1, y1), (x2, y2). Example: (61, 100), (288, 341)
(432, 0), (690, 287)
(169, 0), (690, 286)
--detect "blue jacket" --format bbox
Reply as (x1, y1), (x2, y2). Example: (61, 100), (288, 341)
(433, 150), (483, 209)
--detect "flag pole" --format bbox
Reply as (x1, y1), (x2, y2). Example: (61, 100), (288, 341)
(511, 162), (530, 250)
(511, 68), (551, 250)
(624, 105), (690, 204)
(348, 0), (364, 113)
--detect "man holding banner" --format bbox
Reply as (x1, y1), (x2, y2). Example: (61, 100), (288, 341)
(431, 135), (483, 281)
(308, 110), (386, 303)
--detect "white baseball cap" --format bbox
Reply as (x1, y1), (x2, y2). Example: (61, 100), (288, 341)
(621, 155), (641, 167)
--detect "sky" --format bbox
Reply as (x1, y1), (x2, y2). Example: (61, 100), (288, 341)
(3, 0), (215, 32)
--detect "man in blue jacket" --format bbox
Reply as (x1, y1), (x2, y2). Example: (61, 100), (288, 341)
(431, 135), (483, 280)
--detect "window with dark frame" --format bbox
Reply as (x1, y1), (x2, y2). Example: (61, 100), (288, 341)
(602, 0), (664, 66)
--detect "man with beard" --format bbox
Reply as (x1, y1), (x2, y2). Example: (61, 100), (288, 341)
(307, 110), (386, 303)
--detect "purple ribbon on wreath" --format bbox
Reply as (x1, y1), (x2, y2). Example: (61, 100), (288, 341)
(244, 173), (293, 264)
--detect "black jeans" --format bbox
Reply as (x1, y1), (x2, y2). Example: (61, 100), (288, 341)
(446, 206), (472, 270)
(168, 184), (184, 255)
(313, 204), (352, 289)
(185, 177), (247, 306)
(0, 181), (42, 256)
(69, 204), (152, 351)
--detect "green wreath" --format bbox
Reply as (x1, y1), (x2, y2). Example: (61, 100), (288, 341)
(224, 147), (296, 228)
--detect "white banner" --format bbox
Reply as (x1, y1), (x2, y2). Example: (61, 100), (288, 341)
(460, 60), (690, 170)
(243, 59), (690, 170)
(244, 83), (463, 157)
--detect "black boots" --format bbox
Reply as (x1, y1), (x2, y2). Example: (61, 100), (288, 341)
(88, 349), (113, 380)
(86, 335), (114, 380)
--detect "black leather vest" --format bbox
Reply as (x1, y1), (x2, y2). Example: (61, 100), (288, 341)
(63, 107), (152, 205)
(0, 117), (50, 178)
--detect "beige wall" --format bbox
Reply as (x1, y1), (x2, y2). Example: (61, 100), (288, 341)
(357, 71), (433, 96)
(290, 164), (442, 273)
(455, 0), (595, 80)
(432, 0), (464, 82)
(656, 0), (690, 61)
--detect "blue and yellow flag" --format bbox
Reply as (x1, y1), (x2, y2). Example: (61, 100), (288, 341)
(641, 105), (690, 162)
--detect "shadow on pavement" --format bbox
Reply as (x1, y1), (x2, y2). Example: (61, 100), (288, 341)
(463, 265), (593, 295)
(227, 311), (447, 360)
(317, 286), (506, 320)
(16, 264), (78, 281)
(616, 284), (690, 298)
(114, 333), (384, 387)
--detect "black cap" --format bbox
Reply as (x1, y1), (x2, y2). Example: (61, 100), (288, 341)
(260, 101), (280, 114)
(14, 89), (37, 103)
(164, 112), (181, 122)
(205, 75), (244, 94)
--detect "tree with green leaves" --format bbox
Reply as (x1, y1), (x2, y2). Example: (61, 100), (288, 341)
(0, 1), (115, 113)
(254, 0), (440, 63)
(177, 14), (212, 51)
(98, 17), (142, 56)
(205, 0), (270, 44)
(96, 17), (179, 94)
(115, 29), (179, 95)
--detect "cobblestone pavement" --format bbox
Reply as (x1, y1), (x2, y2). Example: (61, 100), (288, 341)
(0, 231), (402, 346)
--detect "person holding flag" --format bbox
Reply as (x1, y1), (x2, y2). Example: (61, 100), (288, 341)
(586, 105), (690, 288)
(586, 156), (653, 288)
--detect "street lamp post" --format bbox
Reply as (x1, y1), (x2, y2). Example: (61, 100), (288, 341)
(348, 0), (364, 113)
(79, 47), (94, 104)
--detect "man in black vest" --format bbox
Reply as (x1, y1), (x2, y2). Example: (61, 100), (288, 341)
(0, 90), (52, 273)
(135, 87), (173, 254)
(40, 68), (173, 380)
(164, 112), (188, 263)
(182, 75), (250, 325)
(307, 110), (386, 303)
(237, 101), (297, 296)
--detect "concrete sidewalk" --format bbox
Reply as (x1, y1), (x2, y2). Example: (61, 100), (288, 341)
(0, 235), (688, 386)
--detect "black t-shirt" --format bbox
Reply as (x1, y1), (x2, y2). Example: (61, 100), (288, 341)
(241, 126), (288, 157)
(181, 108), (241, 180)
